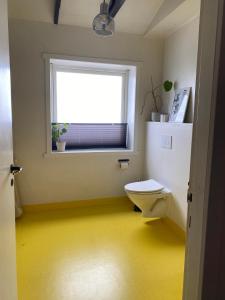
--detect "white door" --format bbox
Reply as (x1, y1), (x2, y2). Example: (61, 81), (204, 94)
(182, 0), (224, 299)
(0, 0), (18, 299)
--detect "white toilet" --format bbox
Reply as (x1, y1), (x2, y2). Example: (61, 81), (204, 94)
(124, 179), (171, 218)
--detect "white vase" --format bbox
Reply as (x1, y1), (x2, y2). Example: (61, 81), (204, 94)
(151, 112), (160, 122)
(56, 141), (66, 152)
(160, 114), (169, 122)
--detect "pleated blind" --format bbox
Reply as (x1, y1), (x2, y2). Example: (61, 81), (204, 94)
(52, 123), (128, 150)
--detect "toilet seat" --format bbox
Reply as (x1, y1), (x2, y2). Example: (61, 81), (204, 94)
(125, 179), (164, 194)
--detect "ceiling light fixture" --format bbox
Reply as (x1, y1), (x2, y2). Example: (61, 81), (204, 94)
(92, 0), (115, 37)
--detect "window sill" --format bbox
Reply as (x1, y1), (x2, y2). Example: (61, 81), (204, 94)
(43, 149), (137, 158)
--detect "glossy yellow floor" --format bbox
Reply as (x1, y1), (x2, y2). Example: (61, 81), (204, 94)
(16, 201), (185, 300)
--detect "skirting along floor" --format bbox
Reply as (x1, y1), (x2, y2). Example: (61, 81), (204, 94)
(16, 199), (185, 300)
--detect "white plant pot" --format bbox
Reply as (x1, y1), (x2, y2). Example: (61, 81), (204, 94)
(56, 141), (66, 152)
(151, 112), (160, 122)
(160, 114), (169, 122)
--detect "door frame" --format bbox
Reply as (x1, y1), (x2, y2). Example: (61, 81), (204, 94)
(183, 0), (225, 299)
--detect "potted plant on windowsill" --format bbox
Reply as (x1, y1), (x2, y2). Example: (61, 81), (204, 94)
(141, 77), (173, 121)
(52, 123), (69, 152)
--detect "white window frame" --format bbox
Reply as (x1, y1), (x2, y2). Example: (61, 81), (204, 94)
(43, 54), (139, 157)
(50, 64), (129, 124)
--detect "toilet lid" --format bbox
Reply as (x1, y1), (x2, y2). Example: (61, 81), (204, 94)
(125, 179), (164, 193)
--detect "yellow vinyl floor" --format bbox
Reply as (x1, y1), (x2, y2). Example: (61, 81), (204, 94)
(16, 201), (185, 300)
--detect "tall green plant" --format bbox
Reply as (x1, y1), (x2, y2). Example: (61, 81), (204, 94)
(141, 77), (173, 114)
(52, 123), (69, 143)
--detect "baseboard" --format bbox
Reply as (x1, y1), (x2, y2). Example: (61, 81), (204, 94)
(162, 217), (186, 240)
(22, 196), (131, 213)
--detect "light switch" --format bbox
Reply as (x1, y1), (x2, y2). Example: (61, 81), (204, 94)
(161, 135), (172, 149)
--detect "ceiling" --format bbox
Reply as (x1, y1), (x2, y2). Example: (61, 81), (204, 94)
(8, 0), (201, 37)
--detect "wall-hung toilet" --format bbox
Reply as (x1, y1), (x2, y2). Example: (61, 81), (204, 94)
(124, 179), (171, 218)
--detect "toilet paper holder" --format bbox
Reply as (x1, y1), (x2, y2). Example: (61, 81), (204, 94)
(118, 159), (130, 170)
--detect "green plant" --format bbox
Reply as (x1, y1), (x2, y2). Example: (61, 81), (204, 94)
(163, 80), (173, 92)
(52, 123), (69, 143)
(141, 77), (173, 114)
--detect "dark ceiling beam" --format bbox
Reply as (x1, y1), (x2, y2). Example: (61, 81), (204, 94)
(109, 0), (126, 18)
(54, 0), (61, 24)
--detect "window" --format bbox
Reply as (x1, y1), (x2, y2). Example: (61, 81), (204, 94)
(53, 70), (126, 123)
(48, 57), (137, 153)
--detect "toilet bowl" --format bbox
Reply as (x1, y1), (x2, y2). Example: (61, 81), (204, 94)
(124, 179), (171, 218)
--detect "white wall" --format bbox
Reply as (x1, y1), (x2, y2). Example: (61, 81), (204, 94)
(145, 122), (193, 230)
(162, 17), (199, 122)
(9, 20), (164, 205)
